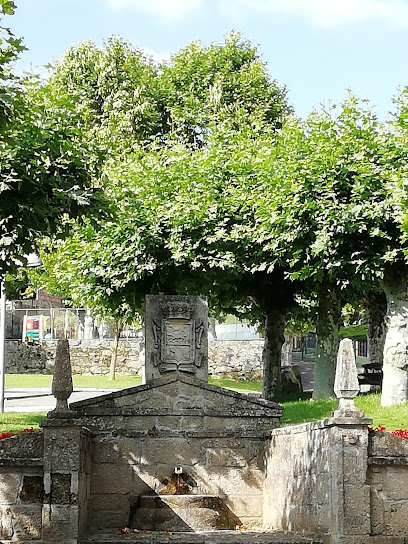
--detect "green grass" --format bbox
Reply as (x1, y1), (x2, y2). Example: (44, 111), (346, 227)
(0, 412), (46, 433)
(208, 376), (262, 393)
(6, 374), (142, 390)
(338, 324), (368, 341)
(279, 391), (408, 430)
(1, 375), (407, 434)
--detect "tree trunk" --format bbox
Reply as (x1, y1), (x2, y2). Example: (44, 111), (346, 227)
(109, 322), (122, 381)
(364, 292), (387, 367)
(281, 327), (294, 367)
(262, 308), (286, 400)
(381, 280), (408, 406)
(313, 286), (341, 399)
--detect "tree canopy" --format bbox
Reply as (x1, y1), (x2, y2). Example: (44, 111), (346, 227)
(0, 1), (104, 277)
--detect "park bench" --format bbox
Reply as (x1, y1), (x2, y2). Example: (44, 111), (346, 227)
(358, 361), (383, 387)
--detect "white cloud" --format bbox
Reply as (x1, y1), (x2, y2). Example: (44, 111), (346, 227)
(106, 0), (204, 23)
(142, 47), (170, 65)
(219, 0), (408, 28)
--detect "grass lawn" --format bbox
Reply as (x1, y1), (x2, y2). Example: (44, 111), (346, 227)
(5, 373), (142, 390)
(1, 374), (407, 434)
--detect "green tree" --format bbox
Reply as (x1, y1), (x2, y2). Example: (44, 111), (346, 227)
(254, 95), (407, 398)
(0, 1), (104, 277)
(35, 34), (293, 391)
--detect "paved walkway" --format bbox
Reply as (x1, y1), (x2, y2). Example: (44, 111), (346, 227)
(3, 358), (316, 412)
(4, 387), (114, 412)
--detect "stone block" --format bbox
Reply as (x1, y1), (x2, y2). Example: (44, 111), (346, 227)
(369, 430), (408, 457)
(120, 437), (142, 465)
(190, 466), (263, 496)
(42, 504), (79, 542)
(343, 484), (371, 534)
(0, 507), (13, 539)
(20, 475), (44, 503)
(46, 473), (72, 505)
(130, 465), (158, 493)
(92, 438), (121, 463)
(206, 448), (247, 468)
(141, 438), (204, 466)
(381, 500), (408, 536)
(6, 504), (42, 540)
(382, 467), (408, 500)
(226, 494), (263, 518)
(179, 416), (204, 431)
(0, 473), (21, 504)
(43, 427), (81, 471)
(90, 493), (130, 530)
(91, 463), (132, 494)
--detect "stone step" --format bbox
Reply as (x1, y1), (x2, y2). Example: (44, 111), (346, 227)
(80, 530), (323, 544)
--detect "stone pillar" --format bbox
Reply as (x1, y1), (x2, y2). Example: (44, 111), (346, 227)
(328, 338), (373, 541)
(41, 419), (91, 544)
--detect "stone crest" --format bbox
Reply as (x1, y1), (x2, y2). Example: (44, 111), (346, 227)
(145, 295), (208, 383)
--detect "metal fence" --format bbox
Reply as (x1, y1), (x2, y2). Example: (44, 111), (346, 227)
(5, 307), (142, 341)
(5, 308), (262, 342)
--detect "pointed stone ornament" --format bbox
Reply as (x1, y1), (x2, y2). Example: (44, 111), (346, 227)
(332, 338), (364, 418)
(48, 339), (75, 417)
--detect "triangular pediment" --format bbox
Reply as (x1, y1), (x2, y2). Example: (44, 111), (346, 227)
(70, 376), (282, 433)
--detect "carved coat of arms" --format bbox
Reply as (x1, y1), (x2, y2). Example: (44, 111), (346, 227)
(152, 301), (204, 374)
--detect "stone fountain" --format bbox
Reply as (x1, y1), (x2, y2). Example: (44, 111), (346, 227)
(70, 295), (283, 533)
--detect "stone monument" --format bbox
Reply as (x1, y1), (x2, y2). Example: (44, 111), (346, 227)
(48, 338), (74, 417)
(332, 338), (366, 419)
(144, 294), (208, 383)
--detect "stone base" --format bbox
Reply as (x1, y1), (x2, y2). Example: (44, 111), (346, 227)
(131, 495), (240, 532)
(80, 531), (322, 543)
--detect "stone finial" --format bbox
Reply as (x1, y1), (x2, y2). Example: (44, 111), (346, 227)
(48, 339), (75, 417)
(332, 338), (364, 419)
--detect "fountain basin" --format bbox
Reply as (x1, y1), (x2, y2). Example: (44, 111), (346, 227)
(132, 494), (239, 532)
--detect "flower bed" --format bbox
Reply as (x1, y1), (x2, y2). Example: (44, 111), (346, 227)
(370, 424), (408, 440)
(0, 427), (36, 440)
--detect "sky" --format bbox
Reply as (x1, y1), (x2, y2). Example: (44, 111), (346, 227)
(5, 0), (408, 120)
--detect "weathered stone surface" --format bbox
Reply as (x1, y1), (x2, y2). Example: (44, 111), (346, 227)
(49, 339), (74, 417)
(0, 473), (21, 503)
(42, 504), (79, 542)
(369, 430), (408, 457)
(91, 464), (133, 495)
(132, 495), (239, 532)
(0, 432), (43, 462)
(144, 295), (209, 382)
(332, 338), (363, 418)
(6, 337), (268, 379)
(5, 504), (42, 539)
(20, 475), (44, 503)
(71, 375), (282, 433)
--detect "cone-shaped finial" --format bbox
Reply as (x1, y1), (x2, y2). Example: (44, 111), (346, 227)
(48, 339), (75, 417)
(332, 338), (364, 418)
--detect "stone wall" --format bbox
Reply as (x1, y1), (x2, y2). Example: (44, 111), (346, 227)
(264, 419), (408, 544)
(264, 419), (371, 542)
(5, 339), (143, 376)
(5, 339), (263, 378)
(1, 416), (408, 542)
(368, 430), (408, 538)
(0, 432), (44, 541)
(208, 339), (263, 380)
